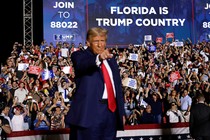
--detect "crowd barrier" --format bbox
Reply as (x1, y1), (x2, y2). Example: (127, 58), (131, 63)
(6, 123), (191, 140)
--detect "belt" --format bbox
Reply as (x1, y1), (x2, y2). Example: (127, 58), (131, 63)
(99, 99), (108, 104)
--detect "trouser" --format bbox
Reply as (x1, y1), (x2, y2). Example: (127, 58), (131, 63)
(181, 110), (190, 122)
(70, 100), (117, 140)
(153, 114), (162, 124)
(194, 136), (210, 140)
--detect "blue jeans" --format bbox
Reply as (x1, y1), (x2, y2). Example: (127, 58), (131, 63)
(154, 114), (162, 124)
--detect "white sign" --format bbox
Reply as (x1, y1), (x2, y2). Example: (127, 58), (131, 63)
(129, 53), (138, 61)
(123, 78), (137, 89)
(144, 35), (152, 41)
(18, 63), (29, 71)
(175, 41), (184, 47)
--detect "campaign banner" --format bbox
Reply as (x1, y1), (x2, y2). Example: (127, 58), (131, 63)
(28, 66), (41, 75)
(194, 0), (210, 42)
(43, 0), (209, 47)
(169, 71), (181, 82)
(156, 37), (163, 43)
(43, 0), (86, 47)
(87, 0), (192, 46)
(166, 32), (174, 38)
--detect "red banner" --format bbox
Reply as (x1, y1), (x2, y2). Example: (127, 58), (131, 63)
(169, 71), (181, 82)
(166, 32), (174, 38)
(28, 66), (41, 75)
(156, 37), (163, 43)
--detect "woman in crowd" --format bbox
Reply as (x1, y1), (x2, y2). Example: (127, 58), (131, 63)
(166, 102), (184, 123)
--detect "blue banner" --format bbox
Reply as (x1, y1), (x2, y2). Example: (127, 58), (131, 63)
(43, 0), (210, 47)
(87, 0), (192, 46)
(43, 0), (86, 46)
(194, 0), (210, 42)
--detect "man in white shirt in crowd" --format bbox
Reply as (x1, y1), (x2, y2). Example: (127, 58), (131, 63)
(14, 81), (28, 104)
(180, 89), (192, 122)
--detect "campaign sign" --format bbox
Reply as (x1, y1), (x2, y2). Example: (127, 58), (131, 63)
(43, 0), (209, 46)
(28, 66), (41, 75)
(169, 71), (181, 82)
(123, 77), (137, 89)
(129, 53), (138, 61)
(18, 63), (29, 71)
(166, 32), (174, 38)
(61, 66), (73, 74)
(43, 0), (86, 46)
(156, 37), (163, 43)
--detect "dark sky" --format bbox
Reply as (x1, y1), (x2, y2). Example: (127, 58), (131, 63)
(1, 0), (43, 64)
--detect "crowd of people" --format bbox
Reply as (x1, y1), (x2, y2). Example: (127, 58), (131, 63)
(0, 38), (209, 133)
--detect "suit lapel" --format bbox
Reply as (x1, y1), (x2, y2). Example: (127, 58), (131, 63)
(107, 58), (115, 72)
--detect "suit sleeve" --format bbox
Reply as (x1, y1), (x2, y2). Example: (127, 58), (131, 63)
(71, 50), (98, 76)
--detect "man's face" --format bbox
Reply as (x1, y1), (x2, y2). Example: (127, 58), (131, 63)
(87, 35), (106, 55)
(4, 107), (10, 114)
(183, 90), (188, 96)
(19, 82), (25, 88)
(52, 66), (58, 72)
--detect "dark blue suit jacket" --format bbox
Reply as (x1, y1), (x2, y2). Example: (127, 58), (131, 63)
(190, 103), (210, 137)
(68, 48), (125, 130)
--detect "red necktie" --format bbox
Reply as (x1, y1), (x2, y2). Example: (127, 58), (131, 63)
(101, 62), (116, 112)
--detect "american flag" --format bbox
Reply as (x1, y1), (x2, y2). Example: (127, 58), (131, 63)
(117, 123), (193, 140)
(41, 69), (54, 80)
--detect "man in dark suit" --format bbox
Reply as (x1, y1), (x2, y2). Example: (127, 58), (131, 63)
(68, 27), (125, 140)
(189, 94), (210, 140)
